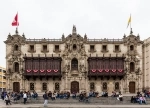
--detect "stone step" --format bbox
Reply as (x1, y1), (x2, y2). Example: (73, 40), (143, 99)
(12, 97), (150, 105)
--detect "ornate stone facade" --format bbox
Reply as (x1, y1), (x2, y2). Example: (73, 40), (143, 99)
(4, 26), (144, 94)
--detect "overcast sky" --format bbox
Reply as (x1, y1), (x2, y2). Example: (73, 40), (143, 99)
(0, 0), (150, 68)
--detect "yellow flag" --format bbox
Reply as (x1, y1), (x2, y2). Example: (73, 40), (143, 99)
(127, 14), (131, 28)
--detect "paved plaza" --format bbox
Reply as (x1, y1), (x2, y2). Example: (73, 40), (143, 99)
(1, 99), (150, 108)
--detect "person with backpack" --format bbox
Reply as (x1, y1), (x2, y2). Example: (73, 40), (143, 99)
(43, 91), (48, 107)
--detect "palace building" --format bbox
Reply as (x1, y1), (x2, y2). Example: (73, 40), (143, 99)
(4, 25), (146, 94)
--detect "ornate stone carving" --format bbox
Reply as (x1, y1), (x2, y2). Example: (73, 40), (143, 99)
(63, 65), (70, 73)
(127, 74), (137, 80)
(79, 65), (86, 73)
(12, 73), (22, 81)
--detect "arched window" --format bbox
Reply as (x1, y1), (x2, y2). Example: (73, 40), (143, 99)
(73, 44), (77, 50)
(130, 62), (135, 72)
(71, 58), (78, 70)
(103, 82), (107, 90)
(14, 44), (19, 51)
(55, 82), (60, 91)
(90, 82), (95, 90)
(14, 62), (19, 72)
(42, 83), (47, 91)
(115, 82), (119, 90)
(30, 83), (34, 90)
(130, 45), (134, 51)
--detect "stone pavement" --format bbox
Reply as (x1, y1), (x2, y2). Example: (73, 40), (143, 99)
(1, 99), (150, 108)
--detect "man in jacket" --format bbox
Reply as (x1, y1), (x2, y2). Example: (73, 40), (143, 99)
(43, 91), (48, 107)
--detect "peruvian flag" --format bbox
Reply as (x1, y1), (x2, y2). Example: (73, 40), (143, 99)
(12, 13), (19, 26)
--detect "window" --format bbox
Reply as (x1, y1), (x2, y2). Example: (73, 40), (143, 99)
(14, 45), (18, 51)
(90, 45), (95, 52)
(130, 62), (135, 72)
(115, 82), (119, 90)
(42, 83), (47, 91)
(43, 45), (47, 51)
(30, 83), (34, 90)
(115, 45), (119, 52)
(103, 82), (107, 90)
(30, 45), (34, 52)
(55, 45), (59, 52)
(130, 45), (134, 51)
(102, 45), (107, 51)
(0, 69), (2, 72)
(3, 76), (6, 79)
(90, 82), (95, 90)
(3, 70), (6, 73)
(71, 58), (78, 70)
(73, 44), (77, 50)
(14, 62), (19, 72)
(55, 82), (60, 91)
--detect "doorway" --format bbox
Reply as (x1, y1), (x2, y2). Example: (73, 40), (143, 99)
(71, 81), (79, 93)
(129, 82), (135, 93)
(13, 82), (20, 92)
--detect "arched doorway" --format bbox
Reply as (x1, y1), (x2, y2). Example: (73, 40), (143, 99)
(71, 81), (79, 93)
(129, 82), (135, 93)
(13, 82), (20, 92)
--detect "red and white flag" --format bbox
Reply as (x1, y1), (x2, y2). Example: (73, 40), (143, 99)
(12, 13), (19, 26)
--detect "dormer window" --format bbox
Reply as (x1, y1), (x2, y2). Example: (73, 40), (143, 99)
(73, 44), (77, 50)
(130, 45), (134, 51)
(14, 45), (18, 51)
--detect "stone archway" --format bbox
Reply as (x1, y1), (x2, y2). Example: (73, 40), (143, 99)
(71, 81), (79, 93)
(129, 82), (135, 93)
(13, 82), (20, 92)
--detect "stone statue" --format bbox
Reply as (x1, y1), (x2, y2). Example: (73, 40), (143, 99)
(80, 45), (86, 56)
(79, 65), (86, 72)
(65, 65), (70, 73)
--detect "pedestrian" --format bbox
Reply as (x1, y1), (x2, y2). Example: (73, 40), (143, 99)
(23, 91), (27, 104)
(43, 91), (48, 107)
(4, 93), (11, 105)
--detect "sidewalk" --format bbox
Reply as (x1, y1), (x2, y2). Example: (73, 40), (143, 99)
(1, 99), (150, 108)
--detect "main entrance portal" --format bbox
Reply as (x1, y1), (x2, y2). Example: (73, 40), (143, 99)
(71, 81), (79, 93)
(13, 82), (20, 92)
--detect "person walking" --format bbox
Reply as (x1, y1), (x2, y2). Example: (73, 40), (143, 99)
(43, 91), (48, 107)
(23, 91), (27, 104)
(5, 93), (11, 105)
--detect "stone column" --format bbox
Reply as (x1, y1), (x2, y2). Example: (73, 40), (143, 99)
(65, 74), (68, 90)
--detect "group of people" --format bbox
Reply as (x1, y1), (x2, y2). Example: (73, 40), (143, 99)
(131, 91), (147, 104)
(1, 91), (38, 105)
(43, 91), (91, 107)
(2, 90), (150, 107)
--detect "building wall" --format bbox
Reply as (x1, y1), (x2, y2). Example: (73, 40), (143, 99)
(143, 37), (150, 90)
(4, 27), (144, 94)
(0, 66), (6, 92)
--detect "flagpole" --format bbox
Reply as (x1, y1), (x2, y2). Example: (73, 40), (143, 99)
(130, 14), (131, 30)
(16, 12), (18, 34)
